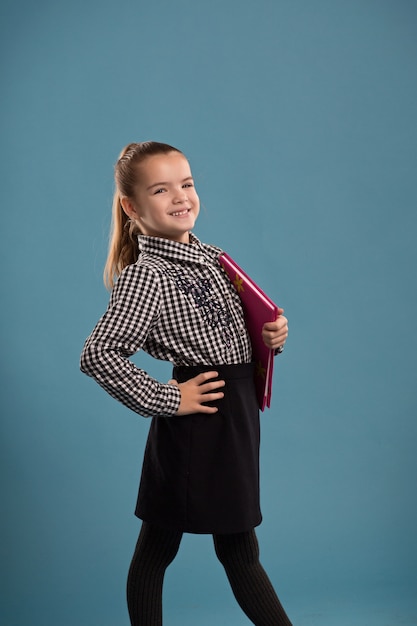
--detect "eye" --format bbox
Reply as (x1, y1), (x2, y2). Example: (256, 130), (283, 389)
(183, 182), (194, 188)
(153, 187), (166, 194)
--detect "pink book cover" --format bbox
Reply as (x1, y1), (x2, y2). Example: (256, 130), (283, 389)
(219, 252), (279, 411)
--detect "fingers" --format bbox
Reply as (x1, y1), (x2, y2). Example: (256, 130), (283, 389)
(263, 315), (288, 332)
(194, 392), (225, 414)
(193, 371), (226, 393)
(262, 315), (289, 349)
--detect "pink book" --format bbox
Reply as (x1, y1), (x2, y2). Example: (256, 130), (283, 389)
(219, 252), (279, 411)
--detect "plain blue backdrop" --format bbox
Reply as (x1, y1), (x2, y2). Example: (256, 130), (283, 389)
(1, 1), (416, 625)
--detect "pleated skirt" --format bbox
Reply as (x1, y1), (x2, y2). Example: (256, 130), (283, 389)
(135, 363), (262, 534)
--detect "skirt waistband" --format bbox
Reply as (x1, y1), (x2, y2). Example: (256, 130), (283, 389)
(173, 362), (254, 383)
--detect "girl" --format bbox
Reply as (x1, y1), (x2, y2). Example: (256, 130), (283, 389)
(80, 141), (292, 626)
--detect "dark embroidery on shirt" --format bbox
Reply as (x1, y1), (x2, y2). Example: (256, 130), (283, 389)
(165, 267), (233, 348)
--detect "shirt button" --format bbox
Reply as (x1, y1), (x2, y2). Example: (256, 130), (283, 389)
(239, 328), (246, 336)
(199, 256), (205, 264)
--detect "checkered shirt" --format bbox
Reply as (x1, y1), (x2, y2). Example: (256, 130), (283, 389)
(80, 233), (252, 418)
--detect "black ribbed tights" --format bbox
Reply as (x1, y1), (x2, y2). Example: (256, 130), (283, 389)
(127, 522), (292, 626)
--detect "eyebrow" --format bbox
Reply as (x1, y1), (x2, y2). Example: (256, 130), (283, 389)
(146, 176), (194, 191)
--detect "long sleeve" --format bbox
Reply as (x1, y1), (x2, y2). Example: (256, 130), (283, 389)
(80, 263), (181, 418)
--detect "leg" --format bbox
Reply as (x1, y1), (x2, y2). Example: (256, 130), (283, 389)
(213, 529), (292, 626)
(127, 522), (183, 626)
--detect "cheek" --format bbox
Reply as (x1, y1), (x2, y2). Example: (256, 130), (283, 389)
(193, 191), (200, 207)
(139, 200), (159, 219)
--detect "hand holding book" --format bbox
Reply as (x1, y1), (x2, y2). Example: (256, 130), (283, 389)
(261, 309), (287, 351)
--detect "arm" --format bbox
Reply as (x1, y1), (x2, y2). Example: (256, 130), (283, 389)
(80, 264), (181, 418)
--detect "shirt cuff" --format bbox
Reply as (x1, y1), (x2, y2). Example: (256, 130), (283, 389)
(161, 382), (181, 416)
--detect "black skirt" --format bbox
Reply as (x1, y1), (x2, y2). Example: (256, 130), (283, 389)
(135, 363), (262, 534)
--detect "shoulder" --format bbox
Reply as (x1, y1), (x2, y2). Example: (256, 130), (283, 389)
(118, 261), (161, 284)
(110, 262), (162, 305)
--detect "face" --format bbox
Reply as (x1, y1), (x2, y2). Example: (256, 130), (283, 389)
(122, 151), (200, 243)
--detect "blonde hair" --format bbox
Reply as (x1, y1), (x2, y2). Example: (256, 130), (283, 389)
(104, 141), (183, 289)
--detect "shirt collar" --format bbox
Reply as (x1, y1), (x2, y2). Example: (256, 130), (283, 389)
(137, 232), (222, 265)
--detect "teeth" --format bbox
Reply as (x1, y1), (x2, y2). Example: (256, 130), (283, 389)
(171, 209), (189, 217)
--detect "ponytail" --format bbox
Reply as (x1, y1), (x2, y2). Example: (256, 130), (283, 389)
(103, 191), (140, 289)
(103, 141), (182, 289)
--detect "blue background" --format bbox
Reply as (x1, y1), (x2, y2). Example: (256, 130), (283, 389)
(1, 1), (416, 624)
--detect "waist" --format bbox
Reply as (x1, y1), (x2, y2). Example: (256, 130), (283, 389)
(173, 362), (255, 383)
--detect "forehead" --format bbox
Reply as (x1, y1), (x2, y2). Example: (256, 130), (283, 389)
(137, 152), (192, 183)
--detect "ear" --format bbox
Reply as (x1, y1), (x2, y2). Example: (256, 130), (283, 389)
(120, 196), (139, 221)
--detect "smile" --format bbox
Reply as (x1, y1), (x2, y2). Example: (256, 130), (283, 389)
(170, 209), (190, 217)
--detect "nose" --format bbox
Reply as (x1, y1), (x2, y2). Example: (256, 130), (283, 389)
(173, 187), (188, 203)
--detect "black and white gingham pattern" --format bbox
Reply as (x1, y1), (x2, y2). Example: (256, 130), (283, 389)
(80, 234), (252, 418)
